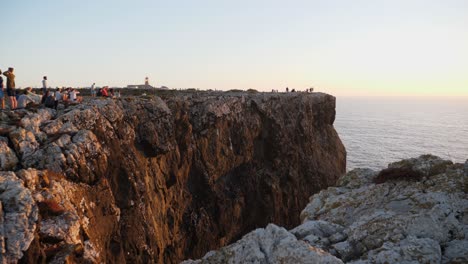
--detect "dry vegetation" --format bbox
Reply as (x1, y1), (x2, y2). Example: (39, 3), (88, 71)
(373, 167), (424, 184)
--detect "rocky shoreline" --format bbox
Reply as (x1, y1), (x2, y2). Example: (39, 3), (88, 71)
(183, 155), (468, 264)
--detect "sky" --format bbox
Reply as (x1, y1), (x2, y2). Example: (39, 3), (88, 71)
(2, 0), (468, 96)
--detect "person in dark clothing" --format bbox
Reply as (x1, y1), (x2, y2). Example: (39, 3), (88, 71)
(42, 90), (55, 108)
(41, 90), (50, 104)
(3, 67), (17, 110)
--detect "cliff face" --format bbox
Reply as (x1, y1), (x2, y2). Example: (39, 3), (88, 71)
(0, 92), (346, 263)
(184, 155), (468, 264)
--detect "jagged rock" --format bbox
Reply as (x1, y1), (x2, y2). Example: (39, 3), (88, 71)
(0, 171), (38, 263)
(187, 155), (467, 264)
(442, 240), (468, 263)
(388, 154), (453, 176)
(289, 220), (347, 250)
(8, 128), (39, 159)
(20, 108), (54, 138)
(365, 236), (441, 264)
(0, 137), (18, 170)
(336, 168), (376, 188)
(181, 224), (343, 264)
(22, 130), (108, 184)
(299, 155), (468, 263)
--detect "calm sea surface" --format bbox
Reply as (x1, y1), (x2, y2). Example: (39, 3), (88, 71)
(335, 97), (468, 171)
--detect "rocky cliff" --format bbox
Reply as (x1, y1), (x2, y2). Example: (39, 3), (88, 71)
(183, 155), (468, 264)
(0, 92), (346, 263)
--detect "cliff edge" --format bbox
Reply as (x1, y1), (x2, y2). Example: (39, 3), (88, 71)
(0, 92), (346, 263)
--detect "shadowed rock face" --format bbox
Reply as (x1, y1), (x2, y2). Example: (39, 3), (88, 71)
(0, 92), (346, 263)
(184, 155), (468, 264)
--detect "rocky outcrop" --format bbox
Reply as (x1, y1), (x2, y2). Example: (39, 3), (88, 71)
(0, 171), (38, 263)
(186, 155), (468, 263)
(0, 92), (346, 263)
(181, 224), (342, 264)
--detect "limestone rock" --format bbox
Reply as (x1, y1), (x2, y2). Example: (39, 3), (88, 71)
(181, 224), (343, 264)
(443, 240), (468, 263)
(0, 137), (18, 170)
(8, 128), (39, 159)
(0, 172), (38, 263)
(299, 155), (468, 263)
(365, 236), (441, 264)
(388, 154), (453, 176)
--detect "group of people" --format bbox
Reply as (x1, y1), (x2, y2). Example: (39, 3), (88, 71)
(0, 67), (84, 110)
(284, 87), (314, 93)
(91, 84), (120, 98)
(42, 87), (82, 109)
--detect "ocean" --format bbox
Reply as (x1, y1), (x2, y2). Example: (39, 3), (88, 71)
(335, 97), (468, 171)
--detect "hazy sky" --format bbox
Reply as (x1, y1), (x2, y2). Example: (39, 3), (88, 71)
(2, 0), (467, 96)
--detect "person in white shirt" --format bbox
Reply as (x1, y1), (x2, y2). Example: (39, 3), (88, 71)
(69, 89), (82, 103)
(42, 76), (48, 95)
(17, 91), (35, 109)
(54, 88), (63, 109)
(25, 87), (42, 104)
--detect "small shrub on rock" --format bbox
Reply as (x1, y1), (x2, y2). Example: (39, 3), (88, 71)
(45, 170), (65, 182)
(373, 167), (424, 184)
(38, 199), (66, 216)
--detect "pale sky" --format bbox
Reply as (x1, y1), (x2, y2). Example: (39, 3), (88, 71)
(2, 0), (468, 96)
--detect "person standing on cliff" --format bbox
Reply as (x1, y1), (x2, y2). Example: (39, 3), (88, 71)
(42, 76), (48, 94)
(0, 69), (4, 110)
(3, 67), (17, 110)
(90, 83), (96, 97)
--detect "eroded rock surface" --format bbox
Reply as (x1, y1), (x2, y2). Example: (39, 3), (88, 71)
(0, 171), (38, 263)
(0, 92), (346, 263)
(181, 224), (343, 264)
(186, 155), (468, 264)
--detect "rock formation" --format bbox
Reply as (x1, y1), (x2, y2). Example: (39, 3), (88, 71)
(0, 92), (346, 263)
(184, 155), (468, 264)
